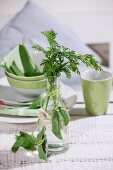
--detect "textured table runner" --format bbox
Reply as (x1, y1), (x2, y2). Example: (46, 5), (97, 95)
(0, 115), (113, 170)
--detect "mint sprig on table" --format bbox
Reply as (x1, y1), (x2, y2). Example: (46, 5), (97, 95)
(12, 127), (47, 161)
(11, 29), (102, 161)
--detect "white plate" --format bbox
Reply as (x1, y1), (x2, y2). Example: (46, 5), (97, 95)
(0, 116), (37, 123)
(0, 83), (34, 104)
(0, 77), (38, 123)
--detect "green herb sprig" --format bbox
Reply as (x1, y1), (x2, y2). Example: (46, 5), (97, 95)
(33, 30), (101, 81)
(12, 29), (102, 161)
(32, 29), (102, 140)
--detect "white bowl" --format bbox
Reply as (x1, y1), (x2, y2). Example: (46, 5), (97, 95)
(6, 74), (47, 99)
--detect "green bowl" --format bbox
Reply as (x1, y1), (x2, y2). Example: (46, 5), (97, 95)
(5, 71), (45, 81)
(6, 74), (47, 99)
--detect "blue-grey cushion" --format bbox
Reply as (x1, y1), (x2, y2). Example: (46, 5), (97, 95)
(0, 0), (102, 89)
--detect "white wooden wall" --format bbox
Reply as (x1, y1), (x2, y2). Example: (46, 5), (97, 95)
(0, 0), (113, 67)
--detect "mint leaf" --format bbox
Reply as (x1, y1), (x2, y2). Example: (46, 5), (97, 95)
(37, 127), (46, 142)
(41, 134), (47, 154)
(37, 127), (47, 160)
(22, 140), (37, 151)
(38, 145), (47, 161)
(29, 98), (41, 109)
(20, 132), (37, 145)
(12, 131), (38, 153)
(12, 130), (48, 161)
(12, 136), (26, 152)
(59, 107), (70, 126)
(52, 110), (63, 139)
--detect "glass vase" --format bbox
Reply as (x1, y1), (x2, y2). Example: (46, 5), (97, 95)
(40, 79), (69, 153)
(43, 119), (69, 153)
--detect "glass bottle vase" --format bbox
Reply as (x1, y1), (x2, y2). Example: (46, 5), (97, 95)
(41, 79), (69, 153)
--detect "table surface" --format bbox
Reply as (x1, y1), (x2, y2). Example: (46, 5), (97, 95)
(1, 90), (113, 170)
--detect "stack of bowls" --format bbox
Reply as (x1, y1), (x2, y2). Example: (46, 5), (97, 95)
(5, 71), (47, 99)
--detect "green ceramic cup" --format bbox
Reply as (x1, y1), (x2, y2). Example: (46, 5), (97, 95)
(81, 70), (113, 116)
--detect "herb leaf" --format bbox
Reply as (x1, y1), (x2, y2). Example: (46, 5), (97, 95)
(33, 29), (102, 83)
(29, 98), (42, 109)
(20, 131), (37, 145)
(22, 140), (36, 151)
(52, 110), (63, 139)
(12, 136), (26, 152)
(38, 145), (47, 161)
(37, 127), (46, 142)
(59, 107), (70, 126)
(12, 128), (47, 161)
(37, 127), (47, 161)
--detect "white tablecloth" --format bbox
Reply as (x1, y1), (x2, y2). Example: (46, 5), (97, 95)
(1, 115), (113, 170)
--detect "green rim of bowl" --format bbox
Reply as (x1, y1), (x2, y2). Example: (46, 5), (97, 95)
(6, 74), (47, 89)
(5, 71), (45, 81)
